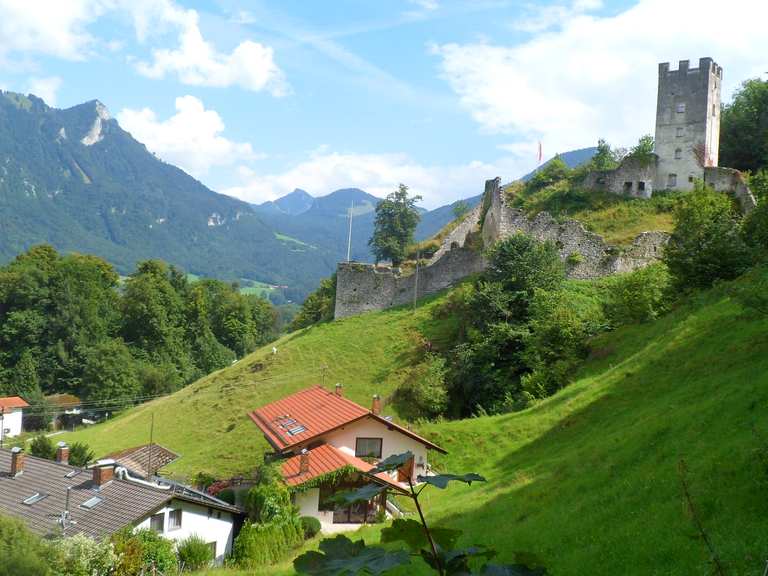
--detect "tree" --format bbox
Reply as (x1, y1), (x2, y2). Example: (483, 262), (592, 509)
(80, 339), (141, 404)
(627, 134), (655, 166)
(720, 78), (768, 173)
(369, 184), (422, 266)
(0, 515), (52, 576)
(527, 155), (571, 191)
(290, 274), (336, 331)
(664, 182), (753, 289)
(591, 138), (620, 171)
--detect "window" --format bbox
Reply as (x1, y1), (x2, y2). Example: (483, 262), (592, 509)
(676, 127), (684, 138)
(674, 148), (682, 160)
(623, 181), (633, 193)
(319, 485), (336, 511)
(80, 496), (103, 510)
(150, 512), (164, 533)
(688, 175), (695, 183)
(676, 102), (686, 113)
(638, 181), (646, 192)
(667, 174), (677, 188)
(168, 509), (182, 531)
(355, 438), (383, 459)
(22, 493), (47, 506)
(712, 104), (717, 116)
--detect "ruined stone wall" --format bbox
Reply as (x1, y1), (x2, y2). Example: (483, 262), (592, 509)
(581, 155), (657, 198)
(335, 177), (670, 319)
(482, 178), (669, 279)
(427, 202), (482, 264)
(704, 166), (757, 213)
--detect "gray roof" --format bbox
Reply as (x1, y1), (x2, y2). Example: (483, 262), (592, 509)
(0, 449), (171, 539)
(105, 444), (180, 478)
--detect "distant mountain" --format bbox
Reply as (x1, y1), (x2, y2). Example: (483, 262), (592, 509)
(521, 147), (597, 181)
(0, 91), (335, 300)
(258, 188), (315, 216)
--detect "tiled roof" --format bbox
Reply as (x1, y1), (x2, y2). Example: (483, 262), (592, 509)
(0, 396), (29, 410)
(106, 444), (180, 478)
(249, 386), (369, 450)
(281, 444), (408, 494)
(0, 449), (171, 539)
(248, 386), (446, 454)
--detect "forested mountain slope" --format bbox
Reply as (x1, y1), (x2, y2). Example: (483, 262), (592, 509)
(63, 267), (768, 574)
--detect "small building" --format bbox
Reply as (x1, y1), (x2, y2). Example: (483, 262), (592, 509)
(0, 445), (241, 565)
(248, 385), (446, 532)
(106, 443), (180, 478)
(0, 396), (29, 439)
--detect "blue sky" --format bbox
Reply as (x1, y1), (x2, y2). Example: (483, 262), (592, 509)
(0, 0), (765, 207)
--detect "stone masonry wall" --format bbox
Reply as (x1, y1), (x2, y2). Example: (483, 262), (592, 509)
(704, 166), (757, 213)
(334, 177), (669, 319)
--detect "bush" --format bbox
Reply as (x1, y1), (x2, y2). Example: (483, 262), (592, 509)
(729, 265), (768, 316)
(233, 517), (304, 568)
(300, 516), (321, 540)
(29, 435), (55, 460)
(68, 442), (95, 468)
(245, 477), (293, 523)
(392, 353), (449, 420)
(111, 528), (176, 576)
(603, 264), (672, 325)
(742, 199), (768, 251)
(177, 534), (214, 571)
(49, 534), (117, 576)
(0, 515), (52, 576)
(664, 182), (752, 289)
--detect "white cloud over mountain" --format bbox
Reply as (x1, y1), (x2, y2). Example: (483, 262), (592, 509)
(117, 95), (261, 178)
(27, 76), (62, 106)
(434, 0), (768, 164)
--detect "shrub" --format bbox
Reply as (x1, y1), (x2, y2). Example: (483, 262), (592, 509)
(29, 435), (55, 460)
(566, 252), (583, 266)
(233, 516), (303, 568)
(741, 199), (768, 251)
(111, 528), (176, 576)
(49, 534), (117, 576)
(392, 354), (449, 420)
(245, 471), (293, 523)
(217, 488), (236, 505)
(664, 182), (753, 289)
(177, 534), (214, 571)
(68, 442), (95, 468)
(729, 265), (768, 316)
(603, 264), (672, 325)
(300, 516), (321, 540)
(0, 514), (52, 576)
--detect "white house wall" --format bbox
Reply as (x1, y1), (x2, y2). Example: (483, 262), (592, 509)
(1, 410), (23, 438)
(134, 499), (234, 565)
(322, 417), (430, 481)
(294, 488), (335, 531)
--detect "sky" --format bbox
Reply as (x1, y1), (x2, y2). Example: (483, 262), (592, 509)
(0, 0), (766, 208)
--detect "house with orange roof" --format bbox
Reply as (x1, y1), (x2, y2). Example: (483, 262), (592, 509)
(248, 384), (446, 531)
(0, 396), (29, 440)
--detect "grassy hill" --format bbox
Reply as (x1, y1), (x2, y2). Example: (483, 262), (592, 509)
(62, 272), (768, 575)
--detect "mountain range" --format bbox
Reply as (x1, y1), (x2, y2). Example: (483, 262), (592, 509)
(0, 91), (595, 300)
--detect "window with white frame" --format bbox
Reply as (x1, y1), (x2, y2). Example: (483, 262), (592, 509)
(355, 437), (383, 459)
(150, 512), (164, 533)
(168, 508), (182, 530)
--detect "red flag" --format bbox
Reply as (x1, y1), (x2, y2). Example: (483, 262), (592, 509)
(537, 141), (543, 164)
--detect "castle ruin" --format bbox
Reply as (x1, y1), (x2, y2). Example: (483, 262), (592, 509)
(333, 57), (756, 319)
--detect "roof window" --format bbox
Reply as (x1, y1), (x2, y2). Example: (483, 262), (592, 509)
(65, 470), (81, 478)
(287, 425), (307, 436)
(81, 496), (103, 509)
(22, 493), (48, 506)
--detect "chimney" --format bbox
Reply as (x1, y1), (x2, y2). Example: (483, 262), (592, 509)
(10, 447), (24, 477)
(371, 394), (382, 416)
(299, 449), (310, 475)
(92, 460), (116, 487)
(56, 442), (70, 465)
(334, 383), (343, 397)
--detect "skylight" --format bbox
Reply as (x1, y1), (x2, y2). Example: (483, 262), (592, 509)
(65, 470), (80, 478)
(81, 496), (103, 509)
(22, 493), (47, 506)
(287, 425), (307, 436)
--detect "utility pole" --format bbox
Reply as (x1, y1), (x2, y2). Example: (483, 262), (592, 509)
(346, 200), (354, 262)
(147, 413), (155, 478)
(0, 408), (4, 449)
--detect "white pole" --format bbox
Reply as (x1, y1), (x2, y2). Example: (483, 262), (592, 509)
(346, 200), (354, 262)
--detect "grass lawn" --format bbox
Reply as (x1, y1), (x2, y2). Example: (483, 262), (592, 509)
(61, 274), (768, 575)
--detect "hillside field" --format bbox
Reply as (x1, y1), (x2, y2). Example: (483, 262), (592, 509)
(61, 274), (768, 575)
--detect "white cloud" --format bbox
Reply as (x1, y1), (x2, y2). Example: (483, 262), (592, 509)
(27, 76), (62, 106)
(434, 0), (768, 175)
(117, 95), (261, 178)
(404, 0), (440, 20)
(512, 0), (602, 33)
(130, 1), (288, 95)
(222, 148), (522, 208)
(0, 0), (108, 62)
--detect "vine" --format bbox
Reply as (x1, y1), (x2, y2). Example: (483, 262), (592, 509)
(288, 465), (358, 494)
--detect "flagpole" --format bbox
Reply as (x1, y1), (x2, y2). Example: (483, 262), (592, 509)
(346, 200), (354, 262)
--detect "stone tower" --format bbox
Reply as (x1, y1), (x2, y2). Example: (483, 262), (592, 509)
(654, 57), (722, 191)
